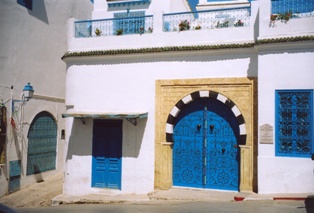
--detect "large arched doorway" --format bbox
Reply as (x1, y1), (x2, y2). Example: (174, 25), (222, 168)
(155, 79), (256, 192)
(27, 111), (57, 175)
(172, 97), (240, 190)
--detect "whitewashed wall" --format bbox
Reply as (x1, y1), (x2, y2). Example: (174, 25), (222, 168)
(63, 51), (256, 195)
(258, 47), (314, 194)
(257, 0), (314, 194)
(0, 0), (93, 197)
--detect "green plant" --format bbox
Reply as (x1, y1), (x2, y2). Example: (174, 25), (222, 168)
(270, 10), (296, 24)
(95, 28), (102, 36)
(195, 24), (201, 30)
(234, 20), (244, 27)
(116, 29), (123, 36)
(179, 20), (190, 31)
(139, 27), (145, 35)
(216, 21), (229, 28)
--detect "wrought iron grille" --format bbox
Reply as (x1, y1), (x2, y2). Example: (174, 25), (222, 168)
(271, 0), (314, 16)
(114, 11), (145, 35)
(27, 112), (57, 175)
(276, 90), (313, 157)
(163, 7), (251, 32)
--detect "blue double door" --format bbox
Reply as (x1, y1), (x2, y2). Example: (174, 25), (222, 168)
(92, 120), (122, 189)
(173, 98), (240, 190)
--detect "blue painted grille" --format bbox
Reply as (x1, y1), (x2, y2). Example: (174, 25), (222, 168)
(272, 0), (314, 14)
(27, 112), (57, 175)
(114, 11), (145, 35)
(276, 90), (313, 157)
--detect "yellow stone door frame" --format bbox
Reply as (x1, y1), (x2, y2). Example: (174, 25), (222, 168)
(155, 77), (257, 192)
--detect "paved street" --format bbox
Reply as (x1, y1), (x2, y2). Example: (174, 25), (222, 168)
(16, 200), (313, 213)
(0, 173), (313, 213)
(0, 174), (62, 208)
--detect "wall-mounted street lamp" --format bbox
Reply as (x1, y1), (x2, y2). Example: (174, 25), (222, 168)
(11, 83), (34, 113)
(21, 83), (34, 101)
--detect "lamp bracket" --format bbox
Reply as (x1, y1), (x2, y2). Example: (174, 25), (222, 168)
(79, 118), (86, 125)
(126, 117), (137, 126)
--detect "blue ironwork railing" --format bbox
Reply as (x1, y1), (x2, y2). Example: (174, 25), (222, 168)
(271, 0), (314, 17)
(163, 7), (251, 32)
(75, 15), (154, 38)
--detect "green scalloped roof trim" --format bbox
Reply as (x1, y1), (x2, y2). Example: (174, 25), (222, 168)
(255, 35), (314, 45)
(61, 35), (314, 60)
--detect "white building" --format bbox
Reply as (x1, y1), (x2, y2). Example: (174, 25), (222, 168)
(0, 0), (93, 197)
(62, 0), (314, 196)
(2, 0), (312, 198)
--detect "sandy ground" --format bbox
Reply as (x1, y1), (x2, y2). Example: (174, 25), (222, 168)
(0, 174), (62, 208)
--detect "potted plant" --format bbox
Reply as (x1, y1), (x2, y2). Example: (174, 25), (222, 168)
(116, 29), (123, 36)
(277, 11), (292, 22)
(195, 24), (201, 30)
(95, 28), (102, 36)
(234, 20), (244, 27)
(139, 27), (145, 35)
(179, 20), (190, 31)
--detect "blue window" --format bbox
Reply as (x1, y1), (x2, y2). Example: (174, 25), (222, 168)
(275, 90), (313, 158)
(114, 11), (145, 35)
(17, 0), (32, 10)
(271, 0), (314, 14)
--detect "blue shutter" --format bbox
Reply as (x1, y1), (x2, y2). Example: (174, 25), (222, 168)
(275, 90), (313, 158)
(271, 0), (314, 14)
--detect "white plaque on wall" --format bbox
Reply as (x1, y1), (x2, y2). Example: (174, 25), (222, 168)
(260, 124), (273, 144)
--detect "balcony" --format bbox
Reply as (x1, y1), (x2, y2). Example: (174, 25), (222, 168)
(75, 15), (154, 37)
(163, 7), (251, 32)
(67, 3), (258, 52)
(75, 7), (251, 38)
(259, 0), (314, 39)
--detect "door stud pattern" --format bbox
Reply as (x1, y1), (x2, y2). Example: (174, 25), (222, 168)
(173, 97), (240, 190)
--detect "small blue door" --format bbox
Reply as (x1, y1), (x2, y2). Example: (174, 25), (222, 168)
(9, 160), (21, 193)
(92, 120), (122, 189)
(173, 98), (239, 190)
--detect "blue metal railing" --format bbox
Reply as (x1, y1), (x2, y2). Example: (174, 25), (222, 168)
(272, 0), (314, 16)
(75, 15), (154, 38)
(163, 7), (251, 32)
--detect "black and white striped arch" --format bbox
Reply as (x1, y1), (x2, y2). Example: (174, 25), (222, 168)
(165, 90), (247, 145)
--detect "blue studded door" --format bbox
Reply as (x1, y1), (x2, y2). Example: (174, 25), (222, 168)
(27, 112), (57, 175)
(92, 120), (122, 189)
(173, 98), (239, 190)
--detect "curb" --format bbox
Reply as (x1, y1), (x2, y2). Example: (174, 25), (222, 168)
(234, 196), (310, 202)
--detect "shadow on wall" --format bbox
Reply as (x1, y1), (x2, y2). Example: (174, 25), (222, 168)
(247, 54), (258, 77)
(66, 117), (147, 161)
(66, 118), (93, 161)
(27, 0), (49, 24)
(123, 117), (147, 158)
(33, 165), (43, 182)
